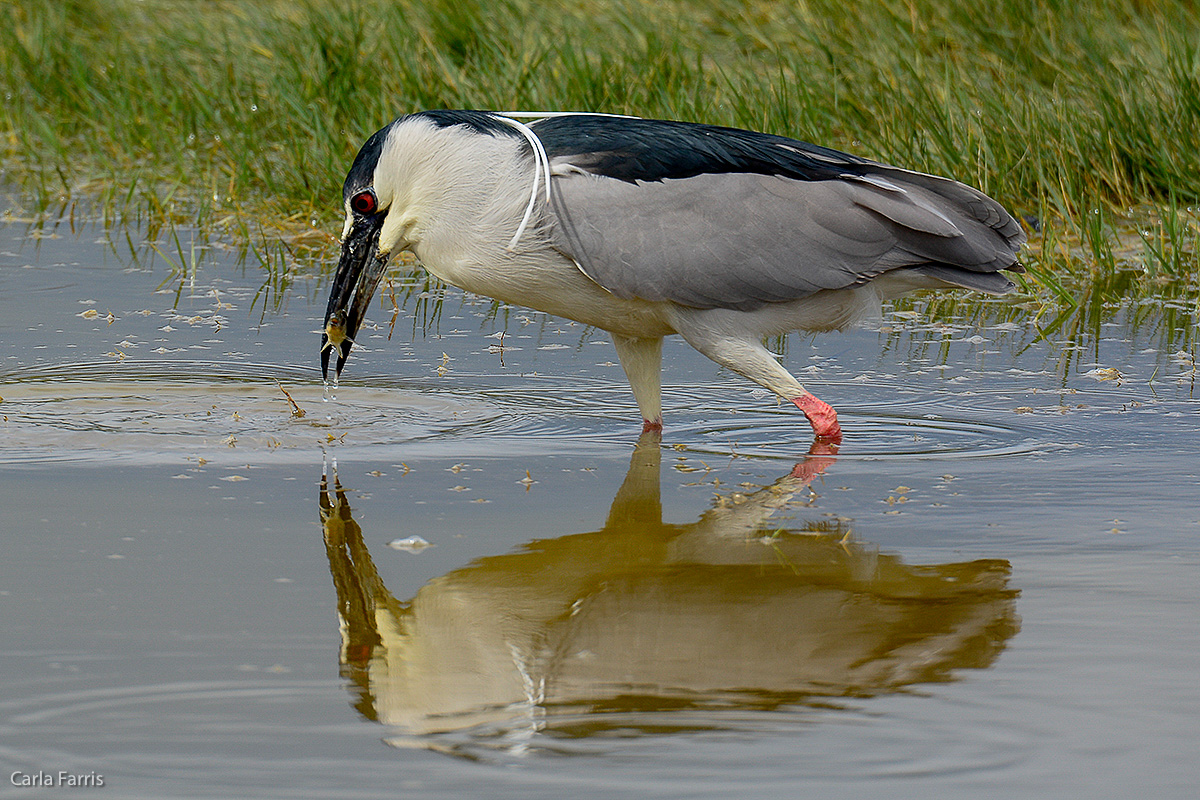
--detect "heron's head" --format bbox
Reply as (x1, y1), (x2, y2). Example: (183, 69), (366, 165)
(321, 110), (542, 380)
(320, 120), (408, 381)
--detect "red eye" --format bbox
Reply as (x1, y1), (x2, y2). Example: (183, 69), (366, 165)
(350, 190), (377, 215)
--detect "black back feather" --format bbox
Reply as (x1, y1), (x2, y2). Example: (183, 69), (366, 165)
(530, 114), (873, 184)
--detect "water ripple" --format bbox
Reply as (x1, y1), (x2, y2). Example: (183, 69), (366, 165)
(675, 407), (1044, 461)
(0, 364), (1051, 465)
(0, 361), (494, 466)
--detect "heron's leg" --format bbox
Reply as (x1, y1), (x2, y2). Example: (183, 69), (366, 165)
(670, 323), (842, 442)
(791, 394), (841, 441)
(612, 334), (663, 432)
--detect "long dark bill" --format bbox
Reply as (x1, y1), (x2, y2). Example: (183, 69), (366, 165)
(321, 213), (388, 382)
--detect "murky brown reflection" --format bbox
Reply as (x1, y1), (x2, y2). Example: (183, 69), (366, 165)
(319, 437), (1019, 742)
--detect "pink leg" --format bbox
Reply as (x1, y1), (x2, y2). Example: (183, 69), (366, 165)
(641, 417), (663, 434)
(792, 393), (842, 443)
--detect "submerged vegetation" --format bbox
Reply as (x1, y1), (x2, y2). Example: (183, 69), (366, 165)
(1, 0), (1198, 341)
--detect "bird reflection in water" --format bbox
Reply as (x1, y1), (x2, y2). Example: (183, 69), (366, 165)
(319, 438), (1018, 754)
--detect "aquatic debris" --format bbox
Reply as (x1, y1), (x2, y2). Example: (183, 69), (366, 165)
(388, 535), (433, 553)
(276, 380), (306, 418)
(484, 331), (518, 357)
(78, 307), (116, 324)
(517, 469), (536, 490)
(384, 277), (401, 341)
(209, 287), (233, 310)
(1084, 367), (1124, 383)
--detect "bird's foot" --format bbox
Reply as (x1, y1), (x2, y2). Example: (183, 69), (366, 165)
(792, 394), (842, 443)
(641, 417), (663, 434)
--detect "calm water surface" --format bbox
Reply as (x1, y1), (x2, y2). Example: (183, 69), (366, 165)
(0, 216), (1197, 798)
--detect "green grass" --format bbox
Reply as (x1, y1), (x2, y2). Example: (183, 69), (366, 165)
(1, 0), (1198, 335)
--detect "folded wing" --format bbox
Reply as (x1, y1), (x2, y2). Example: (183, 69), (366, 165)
(537, 117), (1024, 312)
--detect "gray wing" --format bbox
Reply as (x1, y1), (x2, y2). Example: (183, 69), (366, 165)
(547, 168), (1024, 312)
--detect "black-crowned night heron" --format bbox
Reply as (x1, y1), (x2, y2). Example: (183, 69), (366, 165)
(322, 111), (1025, 442)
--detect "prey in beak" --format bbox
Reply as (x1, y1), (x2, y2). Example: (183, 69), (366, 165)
(321, 202), (389, 382)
